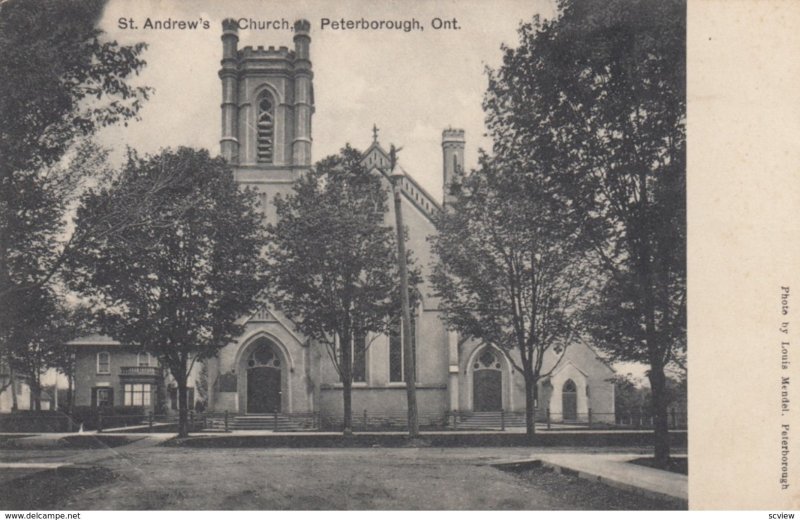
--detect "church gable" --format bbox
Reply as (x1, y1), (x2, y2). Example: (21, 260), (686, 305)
(362, 143), (391, 170)
(360, 140), (441, 223)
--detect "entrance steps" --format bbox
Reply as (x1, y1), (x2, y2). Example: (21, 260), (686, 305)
(230, 413), (317, 431)
(454, 411), (527, 430)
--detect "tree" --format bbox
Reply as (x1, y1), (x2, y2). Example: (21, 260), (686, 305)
(485, 0), (685, 464)
(266, 146), (418, 435)
(50, 305), (95, 414)
(0, 0), (150, 382)
(7, 298), (88, 411)
(430, 154), (593, 440)
(65, 148), (269, 437)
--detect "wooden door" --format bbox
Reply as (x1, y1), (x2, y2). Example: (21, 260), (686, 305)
(247, 367), (281, 413)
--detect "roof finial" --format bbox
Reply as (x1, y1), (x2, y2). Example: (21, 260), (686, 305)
(372, 123), (379, 144)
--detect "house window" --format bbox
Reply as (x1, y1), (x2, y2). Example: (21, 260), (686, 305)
(137, 352), (152, 367)
(123, 383), (152, 407)
(389, 314), (415, 382)
(97, 352), (110, 374)
(92, 387), (113, 407)
(353, 331), (367, 383)
(256, 92), (274, 163)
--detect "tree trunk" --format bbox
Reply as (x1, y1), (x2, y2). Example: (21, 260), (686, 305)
(9, 367), (18, 411)
(341, 330), (353, 436)
(173, 359), (190, 438)
(648, 364), (670, 467)
(67, 373), (74, 415)
(156, 364), (167, 416)
(30, 371), (41, 411)
(177, 375), (189, 438)
(524, 375), (537, 441)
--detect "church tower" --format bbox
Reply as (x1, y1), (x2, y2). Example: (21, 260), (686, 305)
(219, 19), (314, 180)
(442, 128), (465, 207)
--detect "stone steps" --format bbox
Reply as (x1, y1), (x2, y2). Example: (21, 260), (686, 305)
(454, 412), (527, 430)
(231, 414), (317, 431)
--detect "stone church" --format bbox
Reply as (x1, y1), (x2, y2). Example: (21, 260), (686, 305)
(70, 19), (615, 427)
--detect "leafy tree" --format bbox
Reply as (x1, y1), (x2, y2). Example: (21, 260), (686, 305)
(0, 0), (150, 379)
(266, 146), (418, 434)
(485, 0), (685, 464)
(50, 304), (95, 414)
(65, 148), (269, 437)
(7, 299), (89, 411)
(431, 154), (592, 440)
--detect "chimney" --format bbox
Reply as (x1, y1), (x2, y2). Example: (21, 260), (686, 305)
(442, 128), (465, 207)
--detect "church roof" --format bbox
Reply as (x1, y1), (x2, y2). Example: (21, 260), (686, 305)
(361, 138), (441, 222)
(67, 334), (121, 346)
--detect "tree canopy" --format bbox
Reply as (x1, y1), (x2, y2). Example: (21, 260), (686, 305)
(431, 153), (593, 438)
(66, 147), (269, 436)
(484, 0), (685, 463)
(265, 145), (419, 433)
(0, 0), (150, 397)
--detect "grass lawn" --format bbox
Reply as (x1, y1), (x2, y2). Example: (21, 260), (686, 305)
(0, 443), (684, 510)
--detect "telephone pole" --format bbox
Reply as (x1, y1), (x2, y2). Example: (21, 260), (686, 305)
(388, 145), (419, 438)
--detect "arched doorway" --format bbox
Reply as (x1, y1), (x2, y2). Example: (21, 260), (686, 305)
(246, 340), (282, 413)
(562, 379), (577, 421)
(472, 349), (503, 411)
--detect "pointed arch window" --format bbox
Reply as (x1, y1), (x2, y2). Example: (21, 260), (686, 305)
(256, 92), (275, 163)
(389, 313), (416, 383)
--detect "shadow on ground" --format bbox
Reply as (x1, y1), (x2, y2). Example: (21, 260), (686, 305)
(0, 466), (115, 510)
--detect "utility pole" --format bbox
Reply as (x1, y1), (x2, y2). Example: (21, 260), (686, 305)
(388, 144), (419, 437)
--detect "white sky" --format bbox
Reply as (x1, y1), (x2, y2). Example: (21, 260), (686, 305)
(95, 0), (557, 200)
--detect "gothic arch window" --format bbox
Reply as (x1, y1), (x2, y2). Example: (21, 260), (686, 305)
(389, 312), (416, 382)
(473, 349), (502, 371)
(256, 91), (275, 163)
(247, 342), (281, 369)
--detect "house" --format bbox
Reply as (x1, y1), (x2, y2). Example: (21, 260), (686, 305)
(0, 359), (31, 412)
(70, 19), (615, 426)
(69, 334), (198, 414)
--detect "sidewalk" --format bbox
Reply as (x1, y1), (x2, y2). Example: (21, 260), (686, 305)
(497, 453), (687, 506)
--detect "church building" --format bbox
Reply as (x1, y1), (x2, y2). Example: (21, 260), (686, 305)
(69, 19), (615, 428)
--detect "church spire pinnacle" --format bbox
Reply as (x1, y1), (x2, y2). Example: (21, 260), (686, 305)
(372, 123), (379, 144)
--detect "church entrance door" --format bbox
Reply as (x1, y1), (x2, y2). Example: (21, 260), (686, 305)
(474, 370), (502, 411)
(247, 367), (281, 413)
(245, 342), (282, 414)
(472, 349), (503, 412)
(562, 379), (577, 421)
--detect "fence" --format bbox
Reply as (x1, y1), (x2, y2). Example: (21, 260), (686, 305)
(0, 407), (688, 433)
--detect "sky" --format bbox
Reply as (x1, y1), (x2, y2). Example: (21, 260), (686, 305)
(94, 0), (557, 201)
